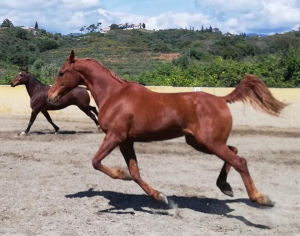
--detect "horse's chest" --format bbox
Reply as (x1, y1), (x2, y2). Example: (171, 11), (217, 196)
(30, 96), (43, 109)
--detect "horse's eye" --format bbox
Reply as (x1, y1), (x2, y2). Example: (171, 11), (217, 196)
(59, 72), (64, 76)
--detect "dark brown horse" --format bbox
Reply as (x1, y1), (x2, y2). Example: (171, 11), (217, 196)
(47, 50), (288, 207)
(10, 68), (100, 135)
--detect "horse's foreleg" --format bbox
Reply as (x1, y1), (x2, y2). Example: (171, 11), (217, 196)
(216, 145), (237, 197)
(41, 110), (59, 133)
(119, 142), (168, 204)
(21, 109), (39, 135)
(91, 132), (128, 179)
(212, 145), (274, 207)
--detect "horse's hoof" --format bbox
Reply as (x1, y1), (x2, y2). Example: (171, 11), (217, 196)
(218, 182), (234, 197)
(157, 192), (168, 204)
(55, 131), (59, 135)
(258, 195), (275, 207)
(19, 132), (29, 136)
(223, 190), (234, 197)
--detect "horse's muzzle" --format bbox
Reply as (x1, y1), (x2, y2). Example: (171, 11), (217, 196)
(46, 94), (59, 104)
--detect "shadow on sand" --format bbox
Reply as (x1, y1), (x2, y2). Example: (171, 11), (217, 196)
(27, 130), (95, 135)
(66, 188), (271, 229)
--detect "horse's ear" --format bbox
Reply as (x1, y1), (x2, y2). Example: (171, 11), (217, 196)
(25, 66), (28, 72)
(69, 50), (75, 63)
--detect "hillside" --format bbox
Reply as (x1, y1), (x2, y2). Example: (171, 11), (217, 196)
(1, 27), (300, 87)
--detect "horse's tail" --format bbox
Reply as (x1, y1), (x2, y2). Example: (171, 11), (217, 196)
(222, 74), (288, 116)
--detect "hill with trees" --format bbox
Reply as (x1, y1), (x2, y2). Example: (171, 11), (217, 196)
(1, 18), (300, 87)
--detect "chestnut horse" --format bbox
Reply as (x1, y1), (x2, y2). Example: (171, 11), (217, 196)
(48, 50), (288, 207)
(10, 68), (100, 135)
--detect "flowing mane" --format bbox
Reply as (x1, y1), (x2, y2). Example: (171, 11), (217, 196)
(83, 58), (135, 84)
(29, 73), (44, 85)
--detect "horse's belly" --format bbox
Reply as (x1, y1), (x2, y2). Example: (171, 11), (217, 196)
(129, 128), (184, 142)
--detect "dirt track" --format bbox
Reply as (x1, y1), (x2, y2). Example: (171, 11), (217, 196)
(0, 114), (300, 235)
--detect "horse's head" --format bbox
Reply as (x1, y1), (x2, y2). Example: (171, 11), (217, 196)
(47, 50), (84, 103)
(10, 67), (30, 87)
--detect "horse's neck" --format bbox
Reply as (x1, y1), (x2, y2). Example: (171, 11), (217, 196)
(25, 76), (44, 97)
(88, 73), (122, 108)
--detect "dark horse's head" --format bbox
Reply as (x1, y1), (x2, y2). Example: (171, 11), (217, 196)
(10, 67), (30, 87)
(47, 50), (85, 103)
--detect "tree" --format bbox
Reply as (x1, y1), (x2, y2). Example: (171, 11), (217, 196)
(110, 24), (119, 30)
(97, 22), (102, 32)
(79, 27), (85, 34)
(15, 27), (28, 40)
(87, 24), (96, 32)
(34, 21), (38, 30)
(38, 39), (59, 52)
(10, 53), (29, 67)
(142, 23), (146, 29)
(1, 18), (14, 27)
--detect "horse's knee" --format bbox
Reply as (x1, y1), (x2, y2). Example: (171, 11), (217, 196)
(234, 157), (248, 174)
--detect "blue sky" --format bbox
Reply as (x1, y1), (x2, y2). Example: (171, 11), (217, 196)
(0, 0), (299, 35)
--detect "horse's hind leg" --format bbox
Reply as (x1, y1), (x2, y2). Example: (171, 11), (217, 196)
(41, 110), (59, 133)
(186, 135), (233, 196)
(186, 134), (273, 206)
(211, 144), (274, 206)
(119, 142), (168, 204)
(79, 107), (101, 131)
(89, 105), (98, 116)
(89, 106), (102, 132)
(216, 146), (238, 197)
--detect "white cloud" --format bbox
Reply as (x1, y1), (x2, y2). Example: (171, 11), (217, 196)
(194, 0), (300, 33)
(62, 0), (102, 10)
(0, 0), (299, 35)
(94, 10), (212, 32)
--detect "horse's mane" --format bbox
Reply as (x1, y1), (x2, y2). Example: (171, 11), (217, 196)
(31, 73), (43, 84)
(83, 58), (136, 84)
(22, 70), (44, 85)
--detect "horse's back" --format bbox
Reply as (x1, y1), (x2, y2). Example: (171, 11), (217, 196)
(104, 84), (232, 136)
(64, 86), (90, 103)
(119, 84), (228, 113)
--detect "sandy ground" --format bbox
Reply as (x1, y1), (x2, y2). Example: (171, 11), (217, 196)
(0, 114), (300, 236)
